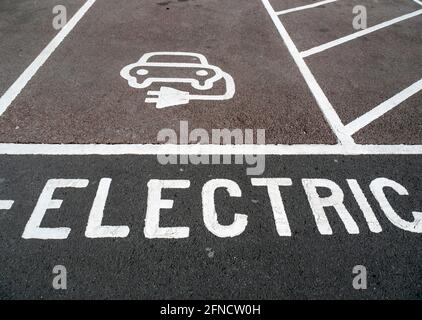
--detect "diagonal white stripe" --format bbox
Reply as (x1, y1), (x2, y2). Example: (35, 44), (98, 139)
(0, 0), (97, 116)
(276, 0), (339, 15)
(345, 79), (422, 135)
(262, 0), (354, 145)
(301, 9), (422, 57)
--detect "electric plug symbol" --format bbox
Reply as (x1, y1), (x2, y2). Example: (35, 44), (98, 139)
(121, 52), (235, 109)
(146, 87), (191, 109)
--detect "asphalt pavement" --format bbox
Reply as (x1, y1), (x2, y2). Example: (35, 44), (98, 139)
(0, 0), (421, 299)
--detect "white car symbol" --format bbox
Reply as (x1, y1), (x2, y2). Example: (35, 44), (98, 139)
(120, 52), (225, 91)
(120, 52), (235, 109)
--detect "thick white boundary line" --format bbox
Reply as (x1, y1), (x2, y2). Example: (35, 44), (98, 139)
(261, 0), (354, 145)
(276, 0), (338, 16)
(0, 144), (421, 155)
(413, 0), (422, 6)
(345, 79), (422, 135)
(301, 9), (422, 58)
(0, 0), (96, 116)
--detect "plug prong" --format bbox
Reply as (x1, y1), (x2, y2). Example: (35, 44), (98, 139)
(145, 98), (158, 104)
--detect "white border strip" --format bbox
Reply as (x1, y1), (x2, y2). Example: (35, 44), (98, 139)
(261, 0), (354, 145)
(301, 9), (422, 58)
(0, 144), (421, 155)
(414, 0), (422, 6)
(0, 0), (96, 116)
(345, 79), (422, 135)
(276, 0), (338, 16)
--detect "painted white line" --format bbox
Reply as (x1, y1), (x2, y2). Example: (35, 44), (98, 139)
(413, 0), (422, 6)
(0, 200), (14, 210)
(276, 0), (338, 16)
(261, 0), (354, 145)
(0, 0), (96, 116)
(345, 79), (422, 135)
(301, 9), (422, 58)
(0, 143), (421, 155)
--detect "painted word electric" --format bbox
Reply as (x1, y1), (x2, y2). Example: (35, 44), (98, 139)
(4, 175), (419, 240)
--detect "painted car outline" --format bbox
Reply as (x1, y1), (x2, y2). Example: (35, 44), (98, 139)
(120, 52), (225, 91)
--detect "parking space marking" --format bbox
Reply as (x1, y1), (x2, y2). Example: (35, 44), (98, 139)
(0, 143), (421, 155)
(262, 0), (422, 149)
(0, 0), (419, 155)
(345, 79), (422, 135)
(414, 0), (422, 6)
(262, 0), (354, 146)
(121, 52), (236, 109)
(275, 0), (339, 16)
(0, 0), (96, 117)
(300, 9), (422, 58)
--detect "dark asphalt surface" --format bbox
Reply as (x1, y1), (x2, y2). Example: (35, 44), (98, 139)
(0, 0), (421, 300)
(0, 0), (419, 144)
(0, 0), (83, 97)
(0, 155), (421, 299)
